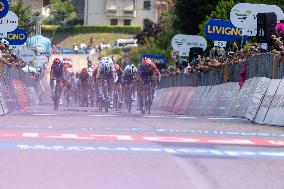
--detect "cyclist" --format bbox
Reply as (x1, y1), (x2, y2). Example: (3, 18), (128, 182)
(72, 72), (80, 104)
(64, 70), (73, 106)
(96, 57), (115, 106)
(123, 63), (138, 101)
(50, 58), (65, 105)
(114, 63), (123, 107)
(137, 58), (160, 113)
(79, 68), (90, 107)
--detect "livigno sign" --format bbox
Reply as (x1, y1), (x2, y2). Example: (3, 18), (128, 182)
(0, 0), (9, 19)
(6, 28), (28, 45)
(205, 19), (247, 42)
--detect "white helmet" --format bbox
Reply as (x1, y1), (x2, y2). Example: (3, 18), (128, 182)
(102, 62), (111, 74)
(100, 56), (113, 65)
(130, 64), (137, 75)
(0, 38), (9, 46)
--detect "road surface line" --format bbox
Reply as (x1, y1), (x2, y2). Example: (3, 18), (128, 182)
(0, 131), (283, 147)
(22, 133), (39, 138)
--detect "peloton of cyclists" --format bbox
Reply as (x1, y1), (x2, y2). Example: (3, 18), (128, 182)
(50, 55), (160, 113)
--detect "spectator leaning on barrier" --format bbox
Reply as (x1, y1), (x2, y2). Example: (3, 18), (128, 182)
(270, 35), (284, 55)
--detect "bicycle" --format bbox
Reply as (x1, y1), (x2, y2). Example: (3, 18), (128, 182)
(98, 79), (110, 113)
(124, 82), (133, 113)
(138, 78), (153, 114)
(53, 79), (64, 111)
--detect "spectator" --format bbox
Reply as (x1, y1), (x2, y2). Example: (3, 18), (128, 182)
(73, 43), (79, 54)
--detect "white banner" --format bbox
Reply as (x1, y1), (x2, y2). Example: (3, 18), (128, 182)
(171, 34), (207, 55)
(0, 11), (19, 37)
(19, 49), (36, 63)
(230, 3), (284, 36)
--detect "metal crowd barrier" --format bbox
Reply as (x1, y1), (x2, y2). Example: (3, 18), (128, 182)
(159, 53), (281, 89)
(0, 64), (43, 113)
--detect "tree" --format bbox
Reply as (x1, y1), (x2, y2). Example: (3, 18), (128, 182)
(50, 0), (76, 25)
(173, 0), (222, 34)
(199, 0), (236, 36)
(10, 0), (40, 35)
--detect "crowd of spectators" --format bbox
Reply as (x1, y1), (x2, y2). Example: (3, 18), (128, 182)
(0, 39), (25, 70)
(161, 32), (284, 78)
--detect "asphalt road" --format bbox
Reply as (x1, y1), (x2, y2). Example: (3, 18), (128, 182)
(0, 103), (284, 189)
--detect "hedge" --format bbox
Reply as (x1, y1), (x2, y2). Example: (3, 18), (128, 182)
(41, 25), (142, 34)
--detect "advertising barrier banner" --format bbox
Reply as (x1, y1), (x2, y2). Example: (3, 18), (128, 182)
(186, 86), (207, 115)
(255, 79), (281, 124)
(203, 85), (223, 116)
(213, 82), (239, 117)
(173, 87), (196, 114)
(0, 89), (7, 115)
(245, 78), (271, 121)
(265, 79), (284, 126)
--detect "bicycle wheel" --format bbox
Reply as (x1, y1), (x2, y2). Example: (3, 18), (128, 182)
(126, 86), (132, 113)
(54, 85), (60, 111)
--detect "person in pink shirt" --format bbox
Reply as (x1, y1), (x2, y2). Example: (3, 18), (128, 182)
(276, 20), (284, 38)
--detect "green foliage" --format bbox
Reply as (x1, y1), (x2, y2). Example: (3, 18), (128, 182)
(41, 25), (142, 35)
(174, 0), (222, 34)
(48, 0), (77, 25)
(10, 0), (40, 35)
(131, 12), (176, 66)
(199, 0), (236, 37)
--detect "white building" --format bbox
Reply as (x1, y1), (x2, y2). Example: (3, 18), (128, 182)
(84, 0), (173, 27)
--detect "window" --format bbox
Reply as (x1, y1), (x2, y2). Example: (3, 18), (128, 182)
(110, 19), (118, 25)
(144, 1), (151, 10)
(124, 19), (131, 26)
(124, 10), (134, 14)
(143, 19), (152, 29)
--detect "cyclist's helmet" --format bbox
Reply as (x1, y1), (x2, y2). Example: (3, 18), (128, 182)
(100, 57), (110, 64)
(114, 64), (120, 71)
(0, 38), (9, 46)
(143, 58), (152, 66)
(53, 58), (60, 64)
(102, 63), (111, 74)
(130, 64), (137, 75)
(82, 68), (87, 73)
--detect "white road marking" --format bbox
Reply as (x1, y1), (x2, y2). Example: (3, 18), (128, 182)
(22, 133), (39, 138)
(208, 117), (239, 120)
(32, 114), (58, 116)
(178, 117), (196, 119)
(88, 115), (118, 117)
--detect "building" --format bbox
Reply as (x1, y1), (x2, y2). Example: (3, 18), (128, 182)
(84, 0), (174, 27)
(70, 0), (85, 20)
